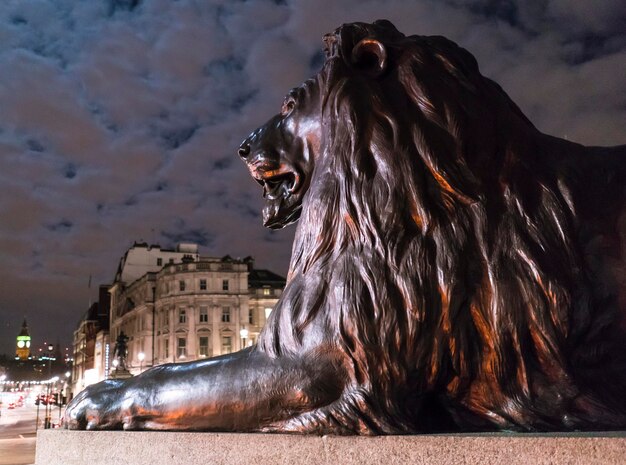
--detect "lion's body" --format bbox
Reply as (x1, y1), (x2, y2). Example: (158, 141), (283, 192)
(65, 21), (626, 435)
(255, 22), (626, 433)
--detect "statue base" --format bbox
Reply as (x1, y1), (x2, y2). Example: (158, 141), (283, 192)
(108, 368), (132, 380)
(35, 429), (625, 465)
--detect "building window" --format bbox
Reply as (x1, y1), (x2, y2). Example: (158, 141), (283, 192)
(199, 306), (208, 323)
(222, 336), (232, 354)
(200, 279), (207, 291)
(178, 308), (186, 324)
(265, 307), (273, 319)
(169, 258), (174, 264)
(221, 306), (231, 323)
(157, 258), (163, 266)
(199, 336), (209, 357)
(263, 288), (271, 296)
(177, 337), (186, 358)
(248, 309), (254, 325)
(179, 280), (186, 291)
(164, 339), (169, 358)
(222, 279), (229, 291)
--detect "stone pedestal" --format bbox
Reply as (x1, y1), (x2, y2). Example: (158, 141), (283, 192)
(35, 430), (625, 465)
(108, 368), (132, 380)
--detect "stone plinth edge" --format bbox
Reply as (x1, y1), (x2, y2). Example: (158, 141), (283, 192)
(35, 429), (626, 465)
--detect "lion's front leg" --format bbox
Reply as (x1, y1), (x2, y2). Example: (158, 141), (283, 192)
(64, 346), (347, 431)
(63, 379), (131, 430)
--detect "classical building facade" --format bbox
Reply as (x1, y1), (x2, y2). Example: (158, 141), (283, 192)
(71, 285), (110, 395)
(72, 242), (285, 393)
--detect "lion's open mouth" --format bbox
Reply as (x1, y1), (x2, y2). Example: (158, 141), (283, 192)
(252, 167), (303, 229)
(256, 171), (299, 200)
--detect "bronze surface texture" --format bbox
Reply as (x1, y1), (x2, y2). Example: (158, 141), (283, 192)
(65, 20), (626, 434)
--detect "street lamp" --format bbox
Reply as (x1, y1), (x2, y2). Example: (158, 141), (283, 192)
(240, 327), (249, 349)
(47, 344), (54, 376)
(60, 371), (71, 422)
(137, 352), (145, 373)
(44, 345), (54, 429)
(44, 379), (52, 429)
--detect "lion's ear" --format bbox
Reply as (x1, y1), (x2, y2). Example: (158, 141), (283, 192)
(351, 38), (387, 77)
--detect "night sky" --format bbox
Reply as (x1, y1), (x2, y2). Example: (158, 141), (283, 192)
(0, 0), (624, 356)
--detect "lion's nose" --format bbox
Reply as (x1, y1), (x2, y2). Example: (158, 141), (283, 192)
(238, 142), (251, 159)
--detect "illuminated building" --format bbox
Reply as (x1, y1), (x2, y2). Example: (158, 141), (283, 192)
(15, 318), (31, 360)
(71, 242), (285, 395)
(71, 285), (110, 396)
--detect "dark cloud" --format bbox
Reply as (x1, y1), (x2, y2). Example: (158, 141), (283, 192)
(63, 163), (77, 179)
(0, 0), (624, 355)
(45, 219), (73, 233)
(108, 0), (141, 16)
(159, 125), (199, 150)
(26, 139), (45, 153)
(161, 228), (214, 248)
(213, 157), (232, 171)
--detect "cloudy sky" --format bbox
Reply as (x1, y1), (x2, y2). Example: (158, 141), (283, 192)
(0, 0), (624, 356)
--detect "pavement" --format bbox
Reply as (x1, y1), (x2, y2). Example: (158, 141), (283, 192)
(0, 397), (60, 465)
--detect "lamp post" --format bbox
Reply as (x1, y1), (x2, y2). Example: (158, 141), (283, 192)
(35, 383), (40, 432)
(138, 352), (145, 374)
(46, 344), (54, 376)
(240, 327), (249, 349)
(43, 378), (52, 429)
(44, 344), (54, 429)
(60, 371), (70, 423)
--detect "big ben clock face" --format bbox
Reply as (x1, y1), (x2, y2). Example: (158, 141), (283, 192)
(17, 340), (25, 348)
(26, 341), (30, 348)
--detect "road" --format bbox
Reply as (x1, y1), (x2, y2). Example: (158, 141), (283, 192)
(0, 397), (61, 465)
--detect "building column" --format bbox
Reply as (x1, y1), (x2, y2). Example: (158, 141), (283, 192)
(169, 306), (176, 362)
(240, 295), (250, 349)
(188, 305), (197, 358)
(212, 302), (221, 355)
(235, 300), (241, 352)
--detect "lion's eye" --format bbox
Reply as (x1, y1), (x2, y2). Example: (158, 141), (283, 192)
(281, 99), (296, 116)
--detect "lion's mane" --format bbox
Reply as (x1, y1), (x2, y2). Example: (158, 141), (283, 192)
(258, 21), (626, 433)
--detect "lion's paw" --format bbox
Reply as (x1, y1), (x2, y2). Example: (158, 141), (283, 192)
(63, 380), (126, 430)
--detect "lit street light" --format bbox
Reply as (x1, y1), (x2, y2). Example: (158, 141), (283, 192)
(44, 345), (55, 429)
(240, 327), (249, 349)
(138, 352), (145, 373)
(60, 371), (71, 423)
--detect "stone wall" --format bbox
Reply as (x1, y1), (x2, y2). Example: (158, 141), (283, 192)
(36, 430), (625, 465)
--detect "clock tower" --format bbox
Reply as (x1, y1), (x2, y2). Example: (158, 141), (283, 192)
(15, 318), (31, 360)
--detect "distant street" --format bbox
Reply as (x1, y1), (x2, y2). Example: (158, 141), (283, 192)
(0, 396), (61, 465)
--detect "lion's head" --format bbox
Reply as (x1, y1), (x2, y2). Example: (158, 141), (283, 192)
(238, 21), (626, 432)
(238, 77), (322, 229)
(239, 20), (533, 230)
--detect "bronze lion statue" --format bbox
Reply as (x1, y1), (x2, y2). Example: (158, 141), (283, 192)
(65, 20), (626, 433)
